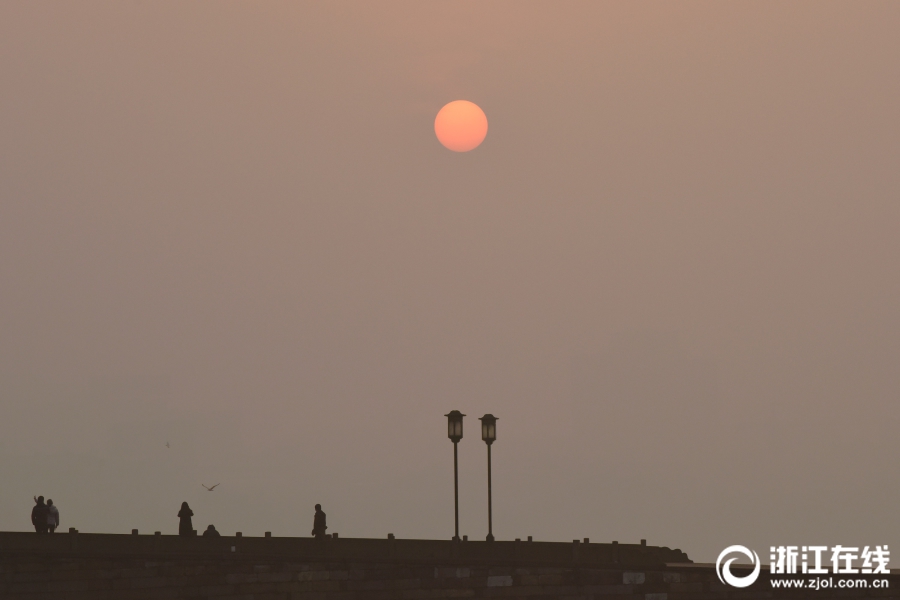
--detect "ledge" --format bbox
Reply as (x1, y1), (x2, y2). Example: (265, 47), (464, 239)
(0, 531), (690, 567)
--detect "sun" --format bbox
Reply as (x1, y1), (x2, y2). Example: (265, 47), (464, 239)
(434, 100), (488, 152)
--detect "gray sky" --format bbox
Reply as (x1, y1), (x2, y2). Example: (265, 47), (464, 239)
(1, 2), (898, 562)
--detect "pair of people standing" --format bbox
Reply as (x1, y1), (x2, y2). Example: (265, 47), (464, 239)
(31, 496), (60, 533)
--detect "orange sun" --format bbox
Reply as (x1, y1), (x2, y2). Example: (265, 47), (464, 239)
(434, 100), (488, 152)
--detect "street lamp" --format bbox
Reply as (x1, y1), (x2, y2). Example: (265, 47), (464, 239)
(479, 414), (497, 542)
(445, 410), (465, 541)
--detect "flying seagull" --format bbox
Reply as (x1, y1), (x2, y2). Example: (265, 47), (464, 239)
(165, 442), (170, 448)
(202, 484), (220, 491)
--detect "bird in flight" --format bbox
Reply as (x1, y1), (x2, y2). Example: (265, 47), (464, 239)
(165, 442), (170, 448)
(202, 484), (220, 491)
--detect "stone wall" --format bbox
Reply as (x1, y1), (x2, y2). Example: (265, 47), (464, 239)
(0, 531), (896, 599)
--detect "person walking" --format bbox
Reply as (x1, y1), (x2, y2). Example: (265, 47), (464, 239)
(46, 499), (59, 533)
(311, 504), (327, 539)
(31, 496), (48, 534)
(177, 502), (194, 537)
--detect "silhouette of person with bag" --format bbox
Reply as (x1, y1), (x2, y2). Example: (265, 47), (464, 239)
(311, 504), (327, 539)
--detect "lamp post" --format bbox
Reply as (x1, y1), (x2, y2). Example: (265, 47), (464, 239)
(479, 414), (497, 542)
(445, 410), (465, 542)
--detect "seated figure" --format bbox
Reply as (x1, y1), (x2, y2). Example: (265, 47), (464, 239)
(202, 524), (221, 537)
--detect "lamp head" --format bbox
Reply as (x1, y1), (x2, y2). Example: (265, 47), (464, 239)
(479, 414), (497, 445)
(445, 410), (465, 442)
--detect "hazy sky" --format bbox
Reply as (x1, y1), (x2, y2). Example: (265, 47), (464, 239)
(1, 2), (898, 562)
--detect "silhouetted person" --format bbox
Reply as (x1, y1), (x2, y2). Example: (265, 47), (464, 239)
(311, 504), (327, 539)
(177, 502), (194, 537)
(46, 499), (59, 533)
(202, 524), (221, 537)
(31, 496), (49, 534)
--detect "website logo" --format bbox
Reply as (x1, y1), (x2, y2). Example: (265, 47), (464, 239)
(770, 545), (889, 575)
(716, 545), (761, 588)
